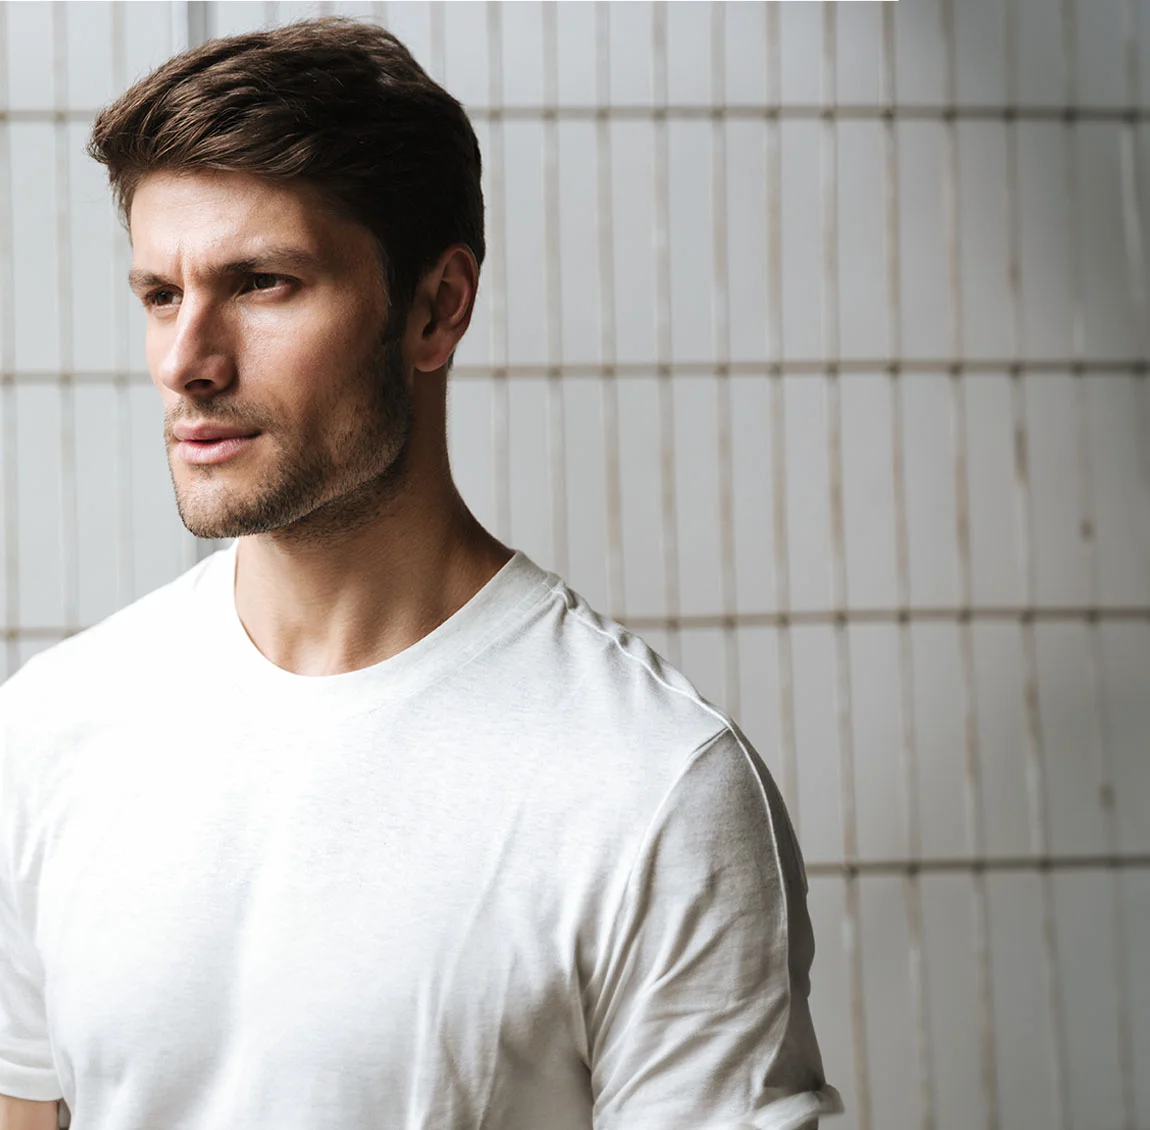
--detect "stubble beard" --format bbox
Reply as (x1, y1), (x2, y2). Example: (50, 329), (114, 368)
(170, 326), (415, 547)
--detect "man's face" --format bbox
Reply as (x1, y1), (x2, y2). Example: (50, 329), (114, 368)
(129, 169), (414, 544)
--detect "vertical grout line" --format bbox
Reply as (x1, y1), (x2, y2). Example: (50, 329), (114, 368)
(52, 2), (77, 641)
(486, 0), (510, 547)
(765, 0), (799, 863)
(542, 2), (568, 579)
(111, 1), (134, 607)
(941, 1), (997, 1127)
(594, 4), (624, 619)
(821, 10), (869, 1130)
(651, 3), (680, 669)
(1007, 0), (1069, 1124)
(883, 4), (937, 1127)
(371, 3), (387, 29)
(710, 2), (739, 719)
(0, 2), (17, 678)
(1096, 1), (1143, 1125)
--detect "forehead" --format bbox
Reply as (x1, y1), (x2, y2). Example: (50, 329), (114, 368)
(128, 170), (370, 274)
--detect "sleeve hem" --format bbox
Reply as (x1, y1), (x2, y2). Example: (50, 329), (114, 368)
(0, 1063), (64, 1103)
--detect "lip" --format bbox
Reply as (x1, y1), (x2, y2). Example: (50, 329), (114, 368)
(173, 422), (260, 442)
(176, 434), (258, 465)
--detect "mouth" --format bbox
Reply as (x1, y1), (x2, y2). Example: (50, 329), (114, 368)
(176, 433), (260, 465)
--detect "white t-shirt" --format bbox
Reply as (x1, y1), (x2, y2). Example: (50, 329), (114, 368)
(0, 541), (843, 1130)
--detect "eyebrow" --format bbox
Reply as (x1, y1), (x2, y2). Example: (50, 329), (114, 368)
(127, 246), (326, 295)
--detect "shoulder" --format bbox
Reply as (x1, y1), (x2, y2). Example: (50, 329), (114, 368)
(0, 551), (217, 725)
(503, 571), (744, 794)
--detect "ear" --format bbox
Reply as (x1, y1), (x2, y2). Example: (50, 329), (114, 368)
(407, 244), (478, 374)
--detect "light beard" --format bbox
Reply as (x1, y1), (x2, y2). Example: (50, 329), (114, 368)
(170, 328), (415, 546)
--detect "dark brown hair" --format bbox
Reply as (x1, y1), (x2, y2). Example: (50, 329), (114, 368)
(87, 16), (485, 340)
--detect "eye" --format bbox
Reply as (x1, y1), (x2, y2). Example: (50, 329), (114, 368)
(249, 273), (283, 291)
(143, 287), (179, 309)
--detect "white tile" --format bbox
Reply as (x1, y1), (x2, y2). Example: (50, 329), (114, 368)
(860, 875), (923, 1130)
(672, 374), (724, 619)
(617, 374), (667, 620)
(1025, 372), (1092, 606)
(608, 120), (657, 365)
(911, 621), (971, 859)
(607, 2), (653, 108)
(729, 374), (779, 616)
(987, 873), (1060, 1130)
(1098, 622), (1150, 854)
(837, 122), (890, 360)
(502, 118), (549, 366)
(972, 622), (1034, 858)
(4, 1), (55, 111)
(783, 373), (833, 613)
(724, 119), (771, 365)
(73, 383), (128, 627)
(446, 374), (496, 536)
(840, 372), (898, 610)
(667, 119), (715, 364)
(1087, 374), (1150, 607)
(499, 1), (544, 110)
(506, 375), (552, 568)
(560, 376), (610, 614)
(9, 123), (61, 373)
(665, 1), (713, 107)
(779, 120), (824, 363)
(555, 2), (597, 108)
(901, 375), (961, 608)
(677, 624), (728, 718)
(555, 119), (603, 367)
(1034, 621), (1111, 856)
(964, 373), (1023, 608)
(792, 622), (843, 863)
(921, 874), (990, 1130)
(1052, 870), (1127, 1130)
(955, 0), (1007, 107)
(849, 623), (908, 860)
(1017, 124), (1074, 359)
(15, 383), (66, 629)
(958, 123), (1012, 361)
(897, 123), (950, 361)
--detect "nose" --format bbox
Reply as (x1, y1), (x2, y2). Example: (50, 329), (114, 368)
(153, 295), (238, 397)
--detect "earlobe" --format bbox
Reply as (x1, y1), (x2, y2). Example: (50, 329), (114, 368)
(408, 245), (476, 373)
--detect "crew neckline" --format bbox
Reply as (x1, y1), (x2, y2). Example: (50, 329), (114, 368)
(195, 539), (558, 717)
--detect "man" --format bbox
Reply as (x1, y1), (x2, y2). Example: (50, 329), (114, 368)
(0, 18), (842, 1130)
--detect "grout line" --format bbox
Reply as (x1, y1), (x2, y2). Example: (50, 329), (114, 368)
(709, 2), (740, 722)
(594, 3), (624, 621)
(651, 3), (681, 671)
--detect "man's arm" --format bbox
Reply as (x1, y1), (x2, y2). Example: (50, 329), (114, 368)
(0, 1095), (58, 1130)
(585, 724), (842, 1130)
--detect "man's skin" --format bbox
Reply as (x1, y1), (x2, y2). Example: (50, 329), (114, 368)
(127, 168), (513, 677)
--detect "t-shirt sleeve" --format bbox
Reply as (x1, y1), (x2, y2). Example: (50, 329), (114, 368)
(0, 676), (64, 1102)
(584, 723), (844, 1130)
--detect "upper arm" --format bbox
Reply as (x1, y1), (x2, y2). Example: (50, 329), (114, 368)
(585, 724), (843, 1130)
(0, 1095), (59, 1130)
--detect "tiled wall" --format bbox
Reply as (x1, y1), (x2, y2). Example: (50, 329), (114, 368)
(2, 4), (1147, 1130)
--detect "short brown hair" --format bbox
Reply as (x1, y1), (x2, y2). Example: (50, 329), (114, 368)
(87, 16), (485, 339)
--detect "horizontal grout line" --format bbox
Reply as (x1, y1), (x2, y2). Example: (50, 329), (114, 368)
(4, 104), (1150, 125)
(621, 606), (1150, 630)
(8, 605), (1149, 643)
(806, 853), (1150, 877)
(1, 360), (1147, 386)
